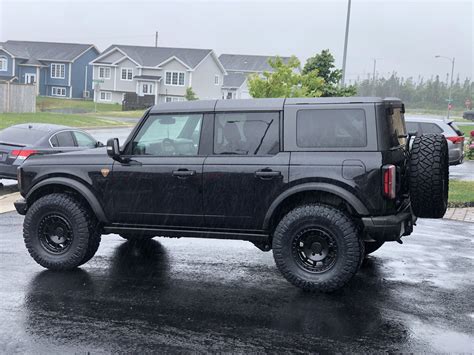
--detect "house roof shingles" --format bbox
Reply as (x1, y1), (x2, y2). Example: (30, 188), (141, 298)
(222, 72), (247, 88)
(0, 40), (94, 62)
(219, 54), (291, 73)
(103, 44), (212, 69)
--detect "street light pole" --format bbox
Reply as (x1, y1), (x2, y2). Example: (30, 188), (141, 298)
(341, 0), (352, 87)
(435, 55), (456, 122)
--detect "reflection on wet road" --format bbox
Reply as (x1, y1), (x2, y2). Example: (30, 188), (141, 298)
(0, 212), (473, 353)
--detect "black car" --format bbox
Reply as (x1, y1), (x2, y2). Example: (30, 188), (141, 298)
(14, 98), (449, 292)
(0, 123), (102, 180)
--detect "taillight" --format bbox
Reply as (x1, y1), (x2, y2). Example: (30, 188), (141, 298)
(382, 165), (396, 199)
(446, 136), (464, 144)
(9, 149), (38, 160)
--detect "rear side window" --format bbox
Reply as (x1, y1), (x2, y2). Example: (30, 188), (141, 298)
(448, 122), (463, 136)
(54, 131), (75, 147)
(420, 122), (443, 134)
(296, 109), (367, 148)
(214, 112), (279, 155)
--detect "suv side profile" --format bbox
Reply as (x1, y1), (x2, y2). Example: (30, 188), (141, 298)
(14, 98), (449, 292)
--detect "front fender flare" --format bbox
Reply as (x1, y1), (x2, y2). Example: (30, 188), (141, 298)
(26, 177), (108, 223)
(263, 183), (370, 230)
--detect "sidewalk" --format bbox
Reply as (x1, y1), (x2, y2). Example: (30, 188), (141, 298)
(443, 207), (474, 223)
(0, 192), (20, 214)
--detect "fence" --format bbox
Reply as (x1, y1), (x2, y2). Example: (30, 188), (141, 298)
(122, 92), (155, 111)
(0, 82), (36, 113)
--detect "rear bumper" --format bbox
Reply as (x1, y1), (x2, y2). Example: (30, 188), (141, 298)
(0, 163), (18, 179)
(14, 197), (27, 215)
(362, 205), (416, 242)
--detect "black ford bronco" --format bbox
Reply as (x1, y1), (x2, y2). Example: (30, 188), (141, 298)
(14, 98), (449, 292)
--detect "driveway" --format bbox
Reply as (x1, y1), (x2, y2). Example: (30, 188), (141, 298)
(0, 212), (472, 353)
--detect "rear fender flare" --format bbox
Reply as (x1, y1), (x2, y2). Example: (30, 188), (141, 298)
(263, 183), (369, 230)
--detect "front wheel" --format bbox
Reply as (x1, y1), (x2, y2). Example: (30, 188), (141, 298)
(272, 204), (362, 293)
(23, 193), (99, 270)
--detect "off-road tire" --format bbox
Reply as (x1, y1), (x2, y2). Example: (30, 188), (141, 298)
(364, 241), (384, 255)
(78, 218), (101, 266)
(24, 193), (95, 270)
(272, 204), (362, 293)
(409, 134), (449, 218)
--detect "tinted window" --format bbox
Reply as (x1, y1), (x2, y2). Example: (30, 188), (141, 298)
(132, 114), (202, 156)
(54, 132), (75, 147)
(420, 122), (443, 134)
(0, 127), (46, 145)
(73, 131), (97, 148)
(214, 112), (279, 155)
(297, 109), (367, 148)
(405, 122), (419, 134)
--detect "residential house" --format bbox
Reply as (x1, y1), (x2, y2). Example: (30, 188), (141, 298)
(90, 45), (226, 104)
(219, 54), (291, 99)
(0, 40), (99, 98)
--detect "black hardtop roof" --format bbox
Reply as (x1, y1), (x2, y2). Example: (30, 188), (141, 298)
(149, 97), (402, 114)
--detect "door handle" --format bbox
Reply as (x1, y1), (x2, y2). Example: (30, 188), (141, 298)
(255, 169), (281, 179)
(172, 169), (196, 178)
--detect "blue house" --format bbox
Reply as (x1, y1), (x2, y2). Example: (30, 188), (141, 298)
(0, 40), (99, 99)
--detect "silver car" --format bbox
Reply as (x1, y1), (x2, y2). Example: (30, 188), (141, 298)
(405, 117), (464, 165)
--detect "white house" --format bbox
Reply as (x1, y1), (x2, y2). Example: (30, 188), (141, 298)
(90, 44), (227, 104)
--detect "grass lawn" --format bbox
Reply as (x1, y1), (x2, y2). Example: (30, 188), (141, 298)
(449, 180), (474, 204)
(0, 112), (129, 130)
(36, 96), (122, 113)
(458, 124), (474, 137)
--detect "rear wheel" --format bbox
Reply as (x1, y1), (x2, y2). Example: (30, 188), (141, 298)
(409, 134), (449, 218)
(23, 193), (98, 270)
(272, 204), (362, 293)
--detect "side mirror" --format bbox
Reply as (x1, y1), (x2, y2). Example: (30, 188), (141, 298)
(106, 138), (120, 160)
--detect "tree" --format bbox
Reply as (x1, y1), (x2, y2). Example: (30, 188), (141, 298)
(185, 87), (198, 100)
(303, 49), (356, 97)
(248, 56), (324, 98)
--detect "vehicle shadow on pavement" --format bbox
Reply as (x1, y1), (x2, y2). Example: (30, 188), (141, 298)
(21, 240), (411, 352)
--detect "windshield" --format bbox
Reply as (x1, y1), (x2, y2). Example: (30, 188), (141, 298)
(0, 127), (46, 146)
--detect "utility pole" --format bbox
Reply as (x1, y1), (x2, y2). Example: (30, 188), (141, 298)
(371, 58), (382, 96)
(435, 55), (455, 122)
(341, 0), (351, 87)
(155, 31), (159, 47)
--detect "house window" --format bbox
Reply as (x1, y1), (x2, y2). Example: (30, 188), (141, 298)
(51, 63), (65, 79)
(121, 68), (133, 81)
(51, 87), (66, 97)
(142, 83), (153, 94)
(165, 96), (185, 103)
(98, 67), (111, 79)
(99, 91), (112, 102)
(0, 56), (7, 71)
(214, 75), (220, 85)
(165, 71), (185, 86)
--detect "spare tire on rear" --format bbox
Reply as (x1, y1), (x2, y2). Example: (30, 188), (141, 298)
(409, 133), (449, 218)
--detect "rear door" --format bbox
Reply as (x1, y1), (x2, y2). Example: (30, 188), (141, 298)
(203, 111), (289, 230)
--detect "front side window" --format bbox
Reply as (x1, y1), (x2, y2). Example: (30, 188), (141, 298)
(0, 56), (7, 71)
(214, 112), (279, 155)
(51, 63), (65, 79)
(131, 114), (202, 156)
(297, 109), (367, 148)
(121, 68), (133, 80)
(98, 67), (111, 79)
(165, 71), (185, 86)
(73, 131), (97, 148)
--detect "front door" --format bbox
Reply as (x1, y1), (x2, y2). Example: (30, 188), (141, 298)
(108, 112), (205, 227)
(25, 73), (36, 84)
(203, 111), (289, 230)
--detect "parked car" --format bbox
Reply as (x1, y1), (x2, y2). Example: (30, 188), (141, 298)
(463, 111), (474, 121)
(0, 123), (102, 180)
(14, 98), (449, 292)
(405, 117), (464, 165)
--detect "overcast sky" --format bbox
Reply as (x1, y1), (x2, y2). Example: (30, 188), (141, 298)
(0, 0), (472, 83)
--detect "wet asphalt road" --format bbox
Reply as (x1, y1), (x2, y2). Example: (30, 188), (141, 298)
(0, 212), (473, 353)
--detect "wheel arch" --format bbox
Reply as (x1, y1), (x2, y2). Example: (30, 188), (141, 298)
(26, 177), (108, 223)
(263, 183), (369, 231)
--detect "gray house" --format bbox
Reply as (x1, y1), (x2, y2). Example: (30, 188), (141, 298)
(219, 54), (291, 99)
(90, 45), (227, 104)
(0, 40), (99, 98)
